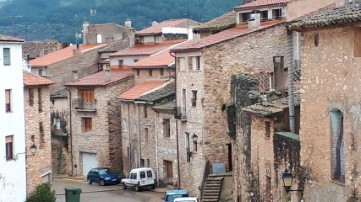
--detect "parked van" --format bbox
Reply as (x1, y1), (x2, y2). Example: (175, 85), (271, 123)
(121, 167), (156, 191)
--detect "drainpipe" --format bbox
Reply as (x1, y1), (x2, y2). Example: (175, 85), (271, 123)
(155, 112), (160, 187)
(64, 88), (74, 176)
(170, 51), (181, 188)
(127, 104), (131, 171)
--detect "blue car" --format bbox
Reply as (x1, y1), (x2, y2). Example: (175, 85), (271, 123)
(162, 189), (189, 202)
(87, 167), (120, 186)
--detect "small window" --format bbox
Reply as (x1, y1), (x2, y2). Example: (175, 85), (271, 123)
(147, 170), (152, 178)
(186, 133), (190, 162)
(39, 122), (45, 148)
(144, 128), (149, 144)
(149, 69), (153, 76)
(140, 171), (146, 179)
(3, 48), (10, 65)
(163, 119), (170, 138)
(38, 88), (43, 112)
(144, 105), (148, 118)
(330, 109), (345, 182)
(260, 10), (268, 21)
(160, 68), (164, 76)
(29, 89), (34, 106)
(192, 90), (197, 107)
(188, 57), (192, 70)
(314, 33), (319, 47)
(141, 159), (145, 167)
(134, 59), (139, 63)
(272, 8), (282, 19)
(82, 117), (93, 132)
(240, 12), (250, 23)
(130, 173), (137, 179)
(118, 60), (124, 67)
(96, 34), (102, 43)
(39, 69), (43, 76)
(5, 135), (14, 161)
(178, 57), (186, 71)
(5, 89), (11, 113)
(195, 56), (201, 70)
(265, 121), (271, 139)
(136, 69), (140, 76)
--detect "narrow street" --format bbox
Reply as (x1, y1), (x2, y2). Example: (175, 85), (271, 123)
(52, 178), (164, 202)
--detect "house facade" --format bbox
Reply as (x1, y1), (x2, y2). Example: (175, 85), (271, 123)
(23, 71), (54, 193)
(65, 68), (134, 176)
(289, 1), (361, 201)
(0, 35), (27, 201)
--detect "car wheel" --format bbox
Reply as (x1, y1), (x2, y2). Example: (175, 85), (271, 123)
(151, 184), (155, 189)
(122, 182), (127, 189)
(87, 178), (92, 185)
(135, 185), (140, 192)
(100, 180), (105, 186)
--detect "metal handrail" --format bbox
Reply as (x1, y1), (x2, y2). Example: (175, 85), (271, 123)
(200, 160), (211, 200)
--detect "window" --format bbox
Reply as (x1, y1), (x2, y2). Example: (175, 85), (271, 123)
(38, 88), (43, 112)
(240, 12), (251, 23)
(314, 33), (319, 47)
(188, 57), (192, 70)
(149, 69), (152, 76)
(260, 10), (268, 21)
(265, 121), (271, 139)
(82, 117), (93, 132)
(5, 89), (11, 112)
(136, 69), (140, 76)
(160, 68), (164, 76)
(118, 60), (124, 67)
(330, 109), (345, 182)
(144, 105), (148, 118)
(96, 34), (102, 43)
(163, 119), (170, 138)
(3, 48), (10, 65)
(140, 171), (146, 179)
(186, 133), (190, 162)
(144, 128), (149, 144)
(80, 89), (95, 103)
(39, 69), (43, 76)
(5, 135), (13, 160)
(147, 159), (150, 167)
(182, 89), (187, 116)
(191, 90), (197, 107)
(195, 56), (201, 70)
(178, 57), (186, 71)
(147, 170), (152, 178)
(272, 8), (282, 19)
(29, 89), (34, 106)
(39, 122), (45, 148)
(134, 59), (139, 63)
(141, 159), (145, 167)
(130, 173), (137, 179)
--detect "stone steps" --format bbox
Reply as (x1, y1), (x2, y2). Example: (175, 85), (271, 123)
(202, 176), (224, 202)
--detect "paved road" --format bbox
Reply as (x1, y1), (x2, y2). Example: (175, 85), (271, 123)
(52, 179), (164, 202)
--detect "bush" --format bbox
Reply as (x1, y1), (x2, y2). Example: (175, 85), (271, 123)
(26, 183), (56, 202)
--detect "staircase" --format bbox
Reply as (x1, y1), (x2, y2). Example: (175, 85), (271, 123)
(202, 174), (224, 202)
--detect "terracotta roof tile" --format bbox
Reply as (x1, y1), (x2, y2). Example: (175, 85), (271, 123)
(65, 68), (133, 86)
(118, 80), (169, 101)
(235, 0), (291, 11)
(194, 11), (237, 32)
(23, 71), (54, 86)
(136, 19), (187, 36)
(171, 19), (285, 52)
(288, 2), (360, 31)
(110, 40), (185, 57)
(29, 44), (108, 66)
(128, 51), (174, 69)
(0, 34), (24, 42)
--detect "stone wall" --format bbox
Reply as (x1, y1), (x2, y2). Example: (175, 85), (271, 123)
(300, 26), (361, 201)
(24, 86), (52, 193)
(134, 68), (175, 85)
(70, 76), (134, 176)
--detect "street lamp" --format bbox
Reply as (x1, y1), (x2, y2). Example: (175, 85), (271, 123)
(191, 134), (198, 151)
(282, 169), (303, 192)
(30, 143), (37, 155)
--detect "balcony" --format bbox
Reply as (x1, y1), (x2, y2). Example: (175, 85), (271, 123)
(72, 99), (97, 112)
(174, 106), (187, 121)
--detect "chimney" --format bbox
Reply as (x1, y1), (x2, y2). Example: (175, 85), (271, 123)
(151, 21), (158, 26)
(248, 10), (261, 30)
(104, 65), (111, 82)
(72, 70), (78, 80)
(129, 28), (135, 47)
(73, 45), (81, 55)
(125, 18), (132, 28)
(82, 21), (89, 44)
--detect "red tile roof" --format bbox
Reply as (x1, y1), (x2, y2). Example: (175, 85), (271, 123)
(23, 71), (54, 86)
(136, 19), (187, 36)
(29, 44), (107, 66)
(65, 68), (133, 86)
(235, 0), (291, 11)
(128, 51), (174, 69)
(171, 19), (285, 53)
(0, 34), (24, 42)
(118, 80), (169, 101)
(110, 40), (185, 57)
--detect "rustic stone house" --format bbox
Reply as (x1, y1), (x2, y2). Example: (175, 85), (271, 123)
(82, 22), (132, 45)
(288, 1), (361, 201)
(23, 71), (54, 193)
(22, 41), (65, 60)
(64, 68), (134, 176)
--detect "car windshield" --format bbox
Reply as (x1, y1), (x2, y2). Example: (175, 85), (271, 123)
(98, 168), (111, 175)
(166, 194), (189, 201)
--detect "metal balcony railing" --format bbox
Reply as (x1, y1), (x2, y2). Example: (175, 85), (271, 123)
(174, 106), (187, 121)
(72, 99), (97, 111)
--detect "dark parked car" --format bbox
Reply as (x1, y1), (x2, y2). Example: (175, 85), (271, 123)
(87, 167), (120, 186)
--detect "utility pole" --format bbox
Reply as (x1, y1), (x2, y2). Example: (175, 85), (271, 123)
(12, 15), (23, 36)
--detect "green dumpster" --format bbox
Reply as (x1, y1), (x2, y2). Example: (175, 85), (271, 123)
(64, 188), (82, 202)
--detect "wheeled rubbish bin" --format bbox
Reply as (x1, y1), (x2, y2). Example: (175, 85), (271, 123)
(64, 188), (82, 202)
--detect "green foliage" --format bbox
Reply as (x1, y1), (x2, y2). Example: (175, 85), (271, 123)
(26, 183), (56, 202)
(0, 0), (243, 42)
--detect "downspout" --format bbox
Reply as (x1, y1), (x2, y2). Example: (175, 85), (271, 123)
(155, 111), (160, 186)
(127, 104), (131, 170)
(64, 88), (74, 176)
(137, 102), (141, 167)
(170, 51), (181, 188)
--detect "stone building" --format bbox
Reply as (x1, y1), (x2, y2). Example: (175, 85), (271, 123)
(22, 41), (65, 60)
(23, 71), (54, 193)
(64, 68), (134, 176)
(288, 1), (361, 201)
(82, 22), (132, 45)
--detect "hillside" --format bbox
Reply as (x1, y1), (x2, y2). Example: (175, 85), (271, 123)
(0, 0), (243, 42)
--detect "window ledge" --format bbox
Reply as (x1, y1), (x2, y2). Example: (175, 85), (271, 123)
(331, 179), (345, 186)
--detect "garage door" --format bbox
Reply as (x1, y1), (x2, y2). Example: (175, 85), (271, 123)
(82, 153), (98, 176)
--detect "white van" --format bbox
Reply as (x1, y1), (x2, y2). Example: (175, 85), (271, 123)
(121, 167), (156, 191)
